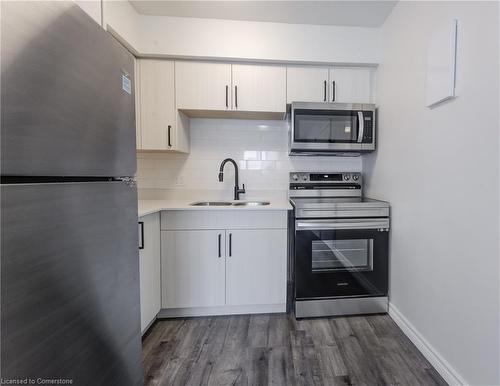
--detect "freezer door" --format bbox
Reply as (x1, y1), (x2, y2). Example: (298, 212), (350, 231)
(1, 182), (143, 386)
(1, 2), (136, 177)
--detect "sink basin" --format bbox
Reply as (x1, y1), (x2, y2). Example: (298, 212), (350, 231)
(232, 201), (270, 206)
(190, 201), (232, 206)
(189, 201), (270, 207)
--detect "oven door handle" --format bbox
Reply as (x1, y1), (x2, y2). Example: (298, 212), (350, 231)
(357, 111), (364, 143)
(296, 219), (389, 231)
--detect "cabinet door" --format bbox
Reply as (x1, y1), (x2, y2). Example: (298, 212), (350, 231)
(225, 229), (287, 306)
(139, 213), (161, 334)
(287, 66), (329, 103)
(175, 61), (231, 111)
(329, 67), (373, 104)
(162, 230), (226, 308)
(137, 59), (176, 150)
(232, 64), (286, 112)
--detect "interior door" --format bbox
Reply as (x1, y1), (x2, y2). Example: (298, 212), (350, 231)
(232, 64), (286, 112)
(161, 230), (226, 308)
(1, 181), (142, 385)
(1, 2), (136, 177)
(225, 229), (287, 306)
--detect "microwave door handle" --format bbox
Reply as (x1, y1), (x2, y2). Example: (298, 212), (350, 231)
(357, 111), (364, 143)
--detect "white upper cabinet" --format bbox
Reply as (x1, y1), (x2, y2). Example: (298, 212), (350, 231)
(136, 59), (189, 152)
(176, 62), (286, 117)
(231, 64), (286, 113)
(136, 59), (375, 139)
(175, 61), (232, 111)
(329, 67), (373, 104)
(287, 66), (329, 103)
(287, 65), (374, 104)
(137, 59), (175, 150)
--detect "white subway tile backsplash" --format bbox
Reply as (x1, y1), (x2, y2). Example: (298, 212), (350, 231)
(137, 118), (362, 199)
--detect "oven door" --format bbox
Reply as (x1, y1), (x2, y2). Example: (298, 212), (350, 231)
(295, 218), (389, 300)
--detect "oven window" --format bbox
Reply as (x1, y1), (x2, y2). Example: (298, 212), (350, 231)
(311, 239), (373, 272)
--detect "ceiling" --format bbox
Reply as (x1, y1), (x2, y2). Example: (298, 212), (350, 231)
(129, 1), (397, 28)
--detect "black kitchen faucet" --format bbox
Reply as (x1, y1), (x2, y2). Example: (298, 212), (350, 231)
(218, 158), (246, 200)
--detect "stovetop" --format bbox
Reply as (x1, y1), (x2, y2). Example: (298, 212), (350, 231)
(288, 172), (389, 218)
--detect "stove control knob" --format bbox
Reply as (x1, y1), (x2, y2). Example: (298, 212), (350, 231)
(352, 174), (359, 181)
(344, 175), (350, 181)
(292, 174), (299, 181)
(303, 175), (308, 181)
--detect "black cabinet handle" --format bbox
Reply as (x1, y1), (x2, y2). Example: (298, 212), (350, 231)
(229, 233), (232, 257)
(138, 221), (144, 250)
(225, 85), (228, 108)
(234, 86), (238, 108)
(167, 125), (171, 147)
(323, 80), (327, 102)
(218, 234), (222, 258)
(332, 81), (336, 102)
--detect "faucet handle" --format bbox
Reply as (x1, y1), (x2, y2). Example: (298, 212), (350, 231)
(242, 184), (246, 192)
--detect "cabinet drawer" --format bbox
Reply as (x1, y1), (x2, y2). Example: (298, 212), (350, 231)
(160, 210), (287, 230)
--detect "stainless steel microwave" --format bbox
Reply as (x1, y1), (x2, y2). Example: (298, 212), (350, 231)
(289, 102), (376, 155)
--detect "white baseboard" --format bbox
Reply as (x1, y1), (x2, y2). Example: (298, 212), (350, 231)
(388, 303), (466, 386)
(158, 303), (286, 318)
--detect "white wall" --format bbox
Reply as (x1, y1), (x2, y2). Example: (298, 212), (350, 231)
(363, 2), (499, 385)
(103, 0), (141, 53)
(137, 118), (361, 200)
(136, 15), (381, 65)
(74, 0), (101, 26)
(100, 2), (381, 64)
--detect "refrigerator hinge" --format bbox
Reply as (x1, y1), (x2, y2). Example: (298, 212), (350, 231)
(116, 177), (136, 187)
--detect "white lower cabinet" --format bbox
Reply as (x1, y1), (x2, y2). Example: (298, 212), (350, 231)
(161, 230), (226, 309)
(139, 213), (161, 334)
(225, 229), (287, 306)
(160, 210), (287, 316)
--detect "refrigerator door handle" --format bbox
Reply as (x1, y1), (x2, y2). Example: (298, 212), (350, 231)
(138, 221), (144, 250)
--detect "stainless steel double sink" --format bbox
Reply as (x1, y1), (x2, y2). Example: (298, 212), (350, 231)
(190, 201), (270, 207)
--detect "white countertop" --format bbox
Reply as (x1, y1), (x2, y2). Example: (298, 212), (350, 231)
(138, 198), (292, 217)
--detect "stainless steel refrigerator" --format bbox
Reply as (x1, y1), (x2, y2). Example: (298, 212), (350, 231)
(1, 2), (143, 385)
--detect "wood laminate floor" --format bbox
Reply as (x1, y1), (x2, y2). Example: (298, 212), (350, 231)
(142, 313), (447, 386)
